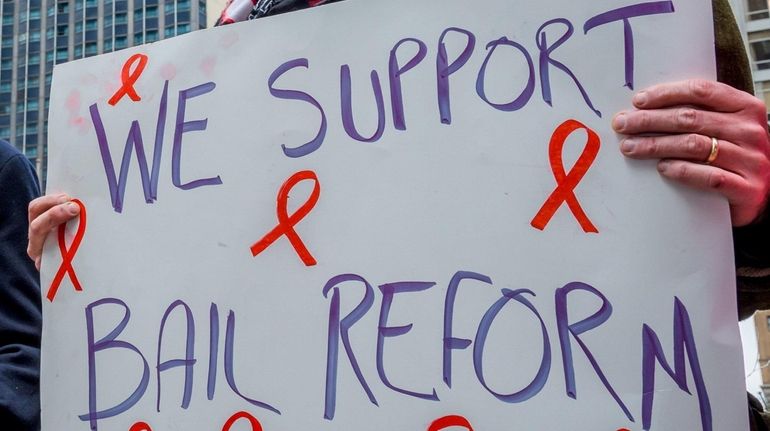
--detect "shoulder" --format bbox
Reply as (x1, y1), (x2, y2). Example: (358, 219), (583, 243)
(0, 140), (40, 202)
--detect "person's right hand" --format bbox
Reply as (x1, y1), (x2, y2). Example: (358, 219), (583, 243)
(27, 194), (80, 270)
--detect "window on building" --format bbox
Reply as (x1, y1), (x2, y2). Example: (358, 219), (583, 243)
(164, 3), (175, 13)
(75, 21), (83, 33)
(56, 48), (68, 61)
(146, 30), (158, 42)
(2, 15), (12, 25)
(134, 33), (144, 44)
(115, 13), (127, 24)
(750, 31), (770, 70)
(28, 54), (40, 65)
(146, 6), (158, 18)
(57, 2), (69, 14)
(177, 23), (190, 34)
(85, 42), (97, 56)
(104, 39), (113, 51)
(74, 45), (82, 58)
(86, 19), (97, 31)
(757, 81), (770, 122)
(115, 36), (127, 50)
(57, 24), (69, 36)
(164, 26), (175, 38)
(748, 0), (770, 20)
(30, 31), (41, 42)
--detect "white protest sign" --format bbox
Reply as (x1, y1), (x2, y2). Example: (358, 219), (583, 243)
(42, 0), (747, 430)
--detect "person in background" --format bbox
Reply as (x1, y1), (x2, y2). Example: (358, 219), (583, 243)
(0, 139), (41, 430)
(26, 0), (770, 429)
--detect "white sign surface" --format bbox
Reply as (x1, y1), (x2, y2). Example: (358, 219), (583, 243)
(42, 0), (747, 430)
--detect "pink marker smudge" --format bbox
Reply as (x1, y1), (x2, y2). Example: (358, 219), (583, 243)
(160, 63), (177, 81)
(219, 31), (239, 49)
(200, 56), (217, 77)
(65, 91), (80, 112)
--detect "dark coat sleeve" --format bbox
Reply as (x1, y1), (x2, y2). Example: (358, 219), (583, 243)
(0, 148), (41, 430)
(710, 0), (770, 321)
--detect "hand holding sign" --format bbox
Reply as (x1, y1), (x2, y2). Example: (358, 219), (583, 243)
(613, 79), (770, 227)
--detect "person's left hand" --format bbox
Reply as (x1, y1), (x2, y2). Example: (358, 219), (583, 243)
(612, 79), (770, 227)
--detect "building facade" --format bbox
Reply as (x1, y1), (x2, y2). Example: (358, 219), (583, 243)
(754, 311), (770, 403)
(0, 0), (207, 183)
(738, 0), (770, 119)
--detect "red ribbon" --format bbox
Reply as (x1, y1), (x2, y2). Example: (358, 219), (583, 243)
(531, 119), (600, 233)
(222, 411), (263, 431)
(129, 422), (152, 431)
(251, 170), (320, 266)
(108, 53), (149, 106)
(428, 415), (474, 431)
(46, 199), (87, 302)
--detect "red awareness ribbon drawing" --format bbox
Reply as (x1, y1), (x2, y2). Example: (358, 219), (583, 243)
(428, 415), (474, 431)
(128, 411), (262, 431)
(129, 422), (152, 431)
(108, 53), (149, 106)
(530, 119), (600, 233)
(46, 198), (87, 302)
(250, 170), (320, 266)
(222, 411), (263, 431)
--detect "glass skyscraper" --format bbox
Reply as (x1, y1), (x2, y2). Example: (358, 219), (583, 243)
(0, 0), (207, 184)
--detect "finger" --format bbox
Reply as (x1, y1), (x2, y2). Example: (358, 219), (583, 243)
(631, 79), (758, 113)
(612, 107), (747, 138)
(27, 201), (81, 263)
(620, 134), (749, 174)
(28, 193), (70, 224)
(656, 159), (751, 210)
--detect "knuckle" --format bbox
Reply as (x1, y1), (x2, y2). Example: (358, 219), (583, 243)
(689, 79), (714, 100)
(28, 217), (44, 236)
(685, 134), (702, 155)
(646, 136), (660, 156)
(748, 124), (769, 144)
(670, 162), (689, 179)
(28, 199), (41, 216)
(677, 108), (698, 129)
(638, 111), (652, 129)
(707, 171), (726, 189)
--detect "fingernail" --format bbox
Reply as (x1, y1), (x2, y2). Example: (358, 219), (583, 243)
(66, 202), (80, 215)
(633, 91), (648, 107)
(620, 138), (636, 153)
(57, 193), (69, 202)
(658, 160), (670, 173)
(612, 113), (626, 131)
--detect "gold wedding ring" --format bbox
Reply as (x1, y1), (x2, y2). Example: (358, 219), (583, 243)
(706, 137), (719, 165)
